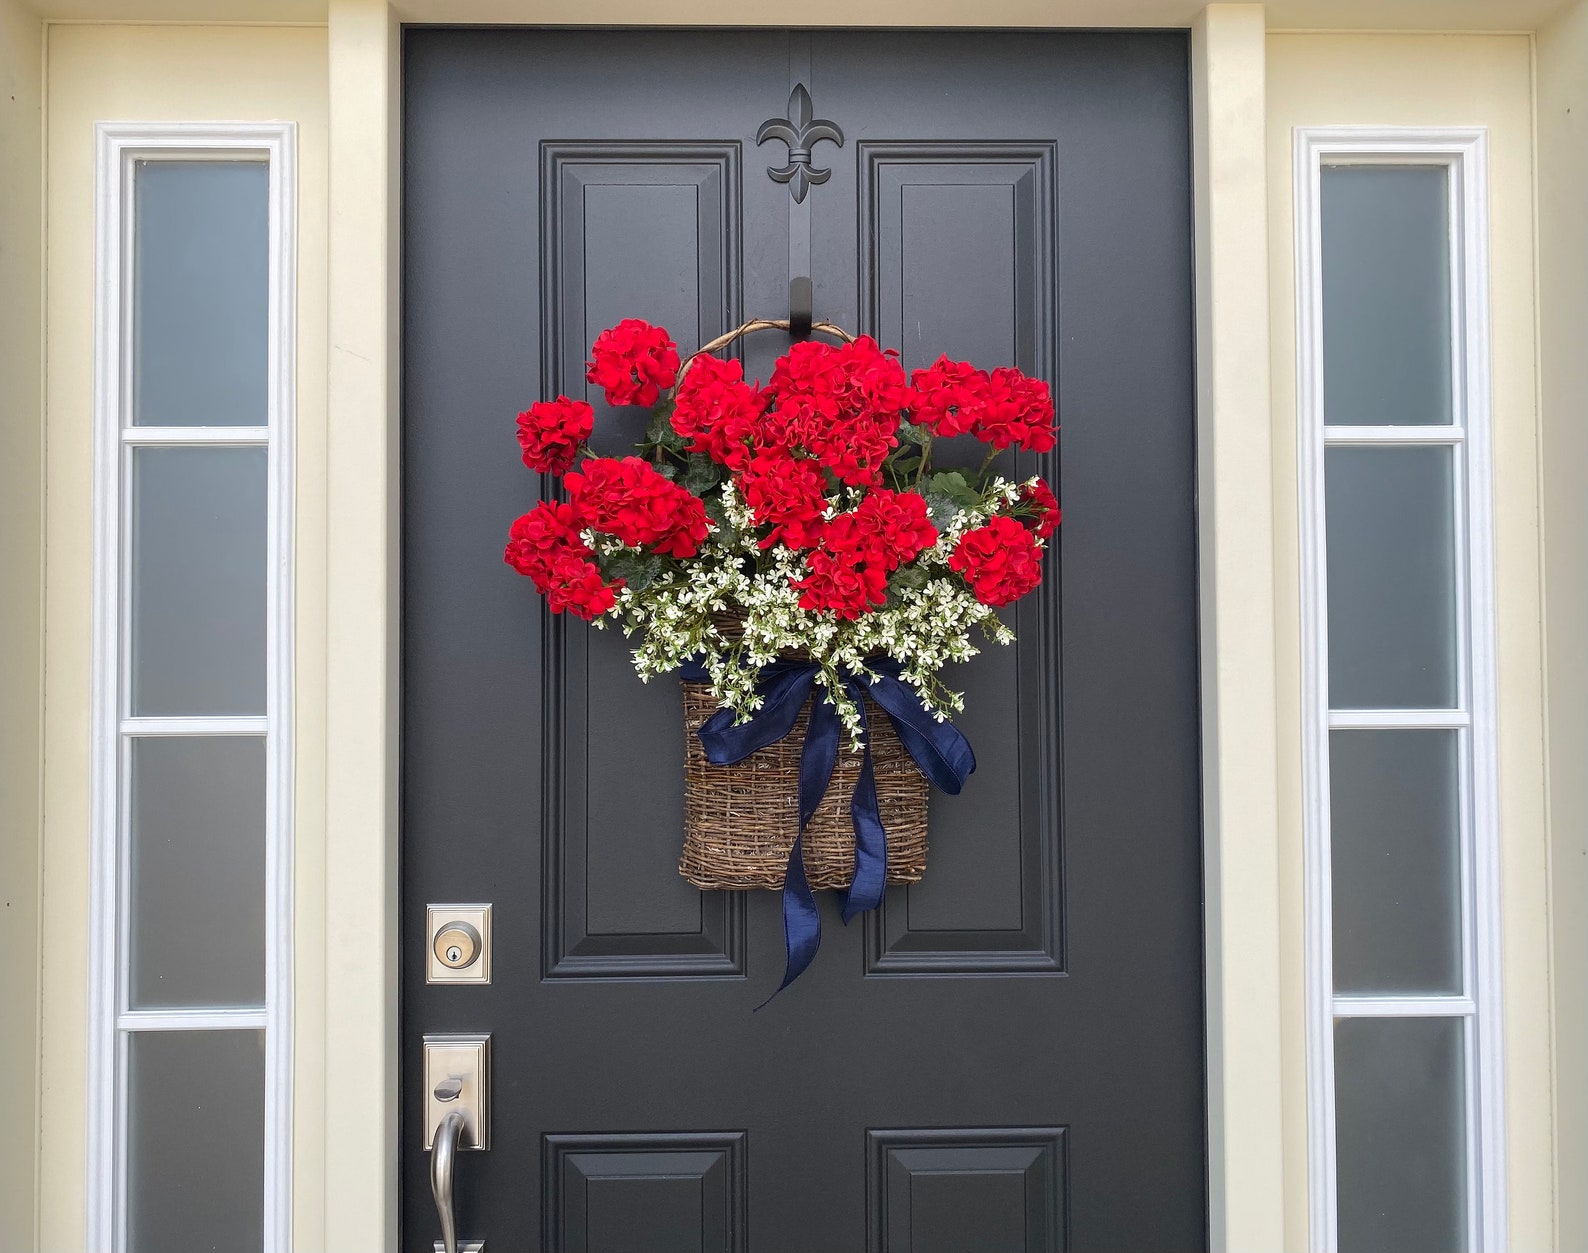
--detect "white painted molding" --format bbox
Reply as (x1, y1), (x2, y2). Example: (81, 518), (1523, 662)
(1294, 125), (1504, 1253)
(88, 120), (296, 1253)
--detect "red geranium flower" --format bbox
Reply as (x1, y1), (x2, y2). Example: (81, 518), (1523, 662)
(564, 455), (711, 558)
(504, 501), (621, 619)
(761, 337), (906, 487)
(949, 514), (1044, 607)
(515, 396), (593, 474)
(504, 500), (590, 591)
(738, 449), (829, 551)
(909, 355), (988, 438)
(974, 368), (1055, 451)
(671, 354), (767, 470)
(544, 553), (621, 620)
(792, 549), (889, 619)
(824, 488), (938, 571)
(585, 319), (681, 408)
(1018, 477), (1061, 539)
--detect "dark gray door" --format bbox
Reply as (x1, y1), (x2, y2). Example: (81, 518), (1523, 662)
(403, 28), (1202, 1252)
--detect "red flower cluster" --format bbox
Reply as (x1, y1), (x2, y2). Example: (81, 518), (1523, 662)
(739, 449), (828, 551)
(1019, 477), (1061, 539)
(670, 354), (766, 470)
(586, 319), (680, 408)
(948, 515), (1044, 608)
(516, 396), (594, 474)
(792, 489), (938, 619)
(565, 456), (710, 559)
(503, 455), (711, 619)
(761, 338), (909, 487)
(908, 355), (1056, 451)
(503, 501), (618, 619)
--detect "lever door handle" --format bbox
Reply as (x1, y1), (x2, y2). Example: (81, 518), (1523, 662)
(423, 1033), (488, 1252)
(430, 1108), (468, 1253)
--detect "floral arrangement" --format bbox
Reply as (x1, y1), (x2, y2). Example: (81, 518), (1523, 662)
(504, 317), (1059, 748)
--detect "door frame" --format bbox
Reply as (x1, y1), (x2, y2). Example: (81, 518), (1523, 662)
(320, 4), (1281, 1250)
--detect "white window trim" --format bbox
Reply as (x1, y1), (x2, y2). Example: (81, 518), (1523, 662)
(87, 121), (296, 1253)
(1294, 125), (1504, 1253)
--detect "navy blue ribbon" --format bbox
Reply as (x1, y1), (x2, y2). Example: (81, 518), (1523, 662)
(679, 657), (976, 1002)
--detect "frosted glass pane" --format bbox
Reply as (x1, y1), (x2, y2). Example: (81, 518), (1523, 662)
(130, 447), (266, 716)
(133, 160), (268, 426)
(130, 737), (265, 1008)
(128, 1030), (264, 1253)
(1335, 1017), (1467, 1253)
(1322, 165), (1452, 426)
(1330, 730), (1462, 995)
(1325, 446), (1457, 709)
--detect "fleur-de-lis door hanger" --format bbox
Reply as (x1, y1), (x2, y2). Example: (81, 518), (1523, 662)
(757, 84), (845, 204)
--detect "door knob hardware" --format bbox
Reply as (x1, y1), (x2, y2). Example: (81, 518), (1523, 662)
(426, 904), (492, 984)
(424, 1033), (489, 1253)
(429, 1109), (486, 1253)
(422, 1033), (490, 1150)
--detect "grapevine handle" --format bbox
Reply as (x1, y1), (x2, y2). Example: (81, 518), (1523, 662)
(670, 318), (856, 400)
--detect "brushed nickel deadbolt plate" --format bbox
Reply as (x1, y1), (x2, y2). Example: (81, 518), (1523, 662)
(426, 904), (492, 984)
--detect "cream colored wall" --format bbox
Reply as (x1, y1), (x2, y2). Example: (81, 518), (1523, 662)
(1536, 3), (1588, 1250)
(1266, 32), (1554, 1251)
(0, 3), (44, 1251)
(39, 23), (328, 1252)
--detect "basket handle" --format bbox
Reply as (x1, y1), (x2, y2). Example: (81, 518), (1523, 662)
(671, 317), (856, 399)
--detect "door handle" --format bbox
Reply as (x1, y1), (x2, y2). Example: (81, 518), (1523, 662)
(424, 1033), (489, 1253)
(429, 1108), (488, 1253)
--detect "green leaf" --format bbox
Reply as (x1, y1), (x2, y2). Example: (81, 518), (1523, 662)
(680, 454), (724, 495)
(701, 491), (730, 532)
(645, 400), (677, 440)
(596, 548), (669, 594)
(897, 419), (932, 448)
(888, 564), (930, 592)
(654, 462), (679, 480)
(924, 490), (960, 530)
(928, 470), (981, 510)
(643, 403), (688, 454)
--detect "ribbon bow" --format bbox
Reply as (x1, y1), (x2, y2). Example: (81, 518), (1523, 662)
(680, 658), (976, 1002)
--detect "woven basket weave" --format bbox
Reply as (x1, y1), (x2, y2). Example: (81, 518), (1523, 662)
(679, 682), (929, 891)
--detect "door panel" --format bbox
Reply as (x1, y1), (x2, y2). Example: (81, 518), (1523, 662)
(403, 28), (1201, 1252)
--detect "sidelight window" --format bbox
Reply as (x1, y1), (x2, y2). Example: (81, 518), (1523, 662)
(88, 125), (295, 1253)
(1296, 128), (1504, 1253)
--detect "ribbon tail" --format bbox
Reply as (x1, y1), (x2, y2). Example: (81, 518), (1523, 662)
(756, 830), (821, 1010)
(837, 685), (887, 924)
(758, 685), (841, 1006)
(865, 671), (977, 794)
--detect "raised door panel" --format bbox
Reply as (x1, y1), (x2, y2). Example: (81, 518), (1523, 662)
(868, 1128), (1068, 1253)
(539, 142), (747, 977)
(543, 1132), (748, 1253)
(859, 144), (1063, 973)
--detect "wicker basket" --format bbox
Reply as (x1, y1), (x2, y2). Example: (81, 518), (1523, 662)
(679, 682), (929, 891)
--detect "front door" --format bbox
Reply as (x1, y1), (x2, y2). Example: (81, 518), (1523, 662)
(402, 28), (1202, 1252)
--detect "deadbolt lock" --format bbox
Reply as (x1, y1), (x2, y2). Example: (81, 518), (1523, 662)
(435, 921), (481, 969)
(426, 905), (492, 984)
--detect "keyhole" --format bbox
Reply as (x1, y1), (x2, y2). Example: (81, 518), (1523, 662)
(447, 945), (463, 963)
